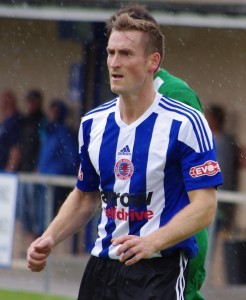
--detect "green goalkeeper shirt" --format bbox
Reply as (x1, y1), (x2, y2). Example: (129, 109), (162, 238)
(154, 68), (203, 113)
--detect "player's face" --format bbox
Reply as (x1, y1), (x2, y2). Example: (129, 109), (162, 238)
(107, 30), (151, 97)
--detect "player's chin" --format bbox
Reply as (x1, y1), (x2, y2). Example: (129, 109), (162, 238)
(110, 83), (123, 94)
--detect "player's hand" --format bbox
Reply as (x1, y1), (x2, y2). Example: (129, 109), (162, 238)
(112, 235), (156, 266)
(27, 236), (54, 272)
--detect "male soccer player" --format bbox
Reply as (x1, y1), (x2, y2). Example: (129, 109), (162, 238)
(114, 5), (208, 299)
(27, 6), (222, 300)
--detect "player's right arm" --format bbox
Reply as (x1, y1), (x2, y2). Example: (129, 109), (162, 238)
(27, 187), (100, 272)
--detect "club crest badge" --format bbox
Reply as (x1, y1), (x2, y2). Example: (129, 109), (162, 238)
(115, 159), (134, 180)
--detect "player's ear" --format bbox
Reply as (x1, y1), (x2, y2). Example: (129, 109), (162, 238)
(148, 52), (161, 73)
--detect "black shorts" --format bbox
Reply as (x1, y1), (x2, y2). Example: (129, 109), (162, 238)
(77, 251), (189, 300)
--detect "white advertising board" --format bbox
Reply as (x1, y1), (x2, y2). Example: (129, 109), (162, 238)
(0, 173), (18, 268)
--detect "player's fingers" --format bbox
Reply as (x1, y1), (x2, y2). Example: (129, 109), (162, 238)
(34, 237), (54, 253)
(119, 251), (136, 263)
(27, 260), (46, 269)
(27, 254), (47, 268)
(112, 235), (135, 246)
(116, 238), (138, 256)
(124, 253), (142, 266)
(34, 246), (52, 258)
(27, 248), (47, 269)
(28, 261), (46, 272)
(119, 242), (142, 262)
(29, 250), (47, 260)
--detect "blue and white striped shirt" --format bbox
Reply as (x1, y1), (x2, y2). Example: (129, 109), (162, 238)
(76, 92), (222, 259)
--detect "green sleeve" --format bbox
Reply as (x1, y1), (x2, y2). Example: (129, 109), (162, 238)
(155, 69), (203, 113)
(159, 84), (203, 113)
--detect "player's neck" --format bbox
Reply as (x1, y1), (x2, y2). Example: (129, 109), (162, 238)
(119, 89), (156, 125)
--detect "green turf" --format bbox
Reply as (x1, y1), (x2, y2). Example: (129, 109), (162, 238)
(0, 289), (74, 300)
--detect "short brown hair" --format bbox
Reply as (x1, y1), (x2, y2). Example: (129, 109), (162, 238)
(106, 5), (165, 63)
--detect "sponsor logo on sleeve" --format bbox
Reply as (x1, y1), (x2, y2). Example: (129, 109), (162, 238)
(189, 160), (221, 178)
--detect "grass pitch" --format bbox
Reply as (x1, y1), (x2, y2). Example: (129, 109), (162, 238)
(0, 289), (74, 300)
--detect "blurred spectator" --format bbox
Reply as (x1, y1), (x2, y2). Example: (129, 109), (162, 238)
(17, 89), (46, 242)
(35, 99), (79, 236)
(206, 104), (239, 231)
(0, 89), (22, 172)
(19, 89), (45, 171)
(38, 99), (78, 177)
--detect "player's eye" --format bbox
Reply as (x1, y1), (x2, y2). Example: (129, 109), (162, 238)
(107, 49), (114, 56)
(121, 51), (130, 56)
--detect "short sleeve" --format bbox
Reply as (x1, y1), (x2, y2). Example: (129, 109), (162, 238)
(76, 119), (100, 192)
(178, 116), (223, 191)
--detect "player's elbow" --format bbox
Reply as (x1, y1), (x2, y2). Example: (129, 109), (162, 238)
(204, 196), (217, 227)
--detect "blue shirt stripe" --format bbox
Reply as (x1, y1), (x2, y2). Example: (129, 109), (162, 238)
(129, 113), (158, 236)
(99, 112), (119, 257)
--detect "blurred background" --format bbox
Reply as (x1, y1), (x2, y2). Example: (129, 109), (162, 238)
(0, 0), (246, 299)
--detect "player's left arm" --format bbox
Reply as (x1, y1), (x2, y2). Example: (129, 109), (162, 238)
(113, 187), (217, 266)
